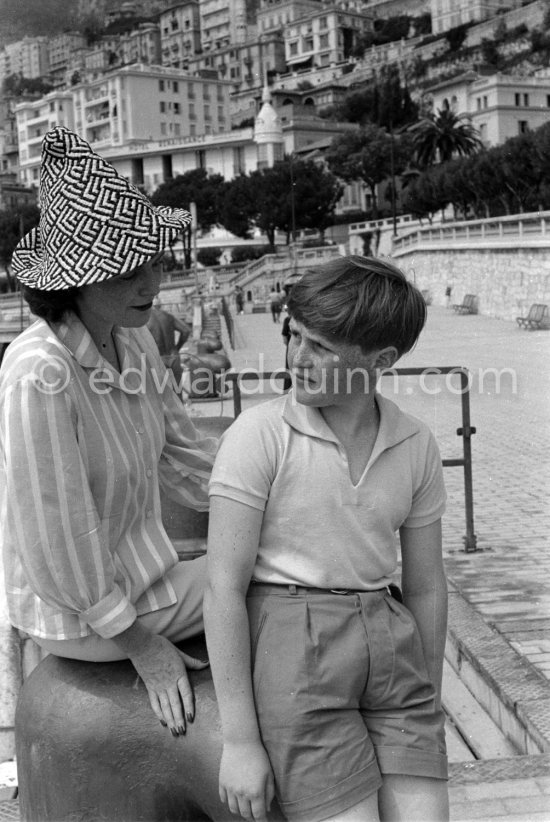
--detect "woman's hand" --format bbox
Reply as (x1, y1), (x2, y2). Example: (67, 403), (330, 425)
(111, 622), (208, 734)
(219, 741), (275, 822)
(129, 633), (208, 734)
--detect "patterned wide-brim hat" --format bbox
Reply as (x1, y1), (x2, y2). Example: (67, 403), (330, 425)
(12, 127), (192, 291)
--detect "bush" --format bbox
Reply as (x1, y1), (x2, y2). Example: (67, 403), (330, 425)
(230, 245), (272, 263)
(197, 247), (222, 267)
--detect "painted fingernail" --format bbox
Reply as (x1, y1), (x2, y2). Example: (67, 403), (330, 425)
(186, 712), (194, 724)
(170, 727), (178, 738)
(178, 725), (186, 735)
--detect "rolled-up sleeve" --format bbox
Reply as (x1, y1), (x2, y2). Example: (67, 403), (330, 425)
(1, 376), (136, 639)
(158, 370), (218, 511)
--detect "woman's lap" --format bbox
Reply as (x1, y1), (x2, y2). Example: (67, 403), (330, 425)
(33, 556), (206, 662)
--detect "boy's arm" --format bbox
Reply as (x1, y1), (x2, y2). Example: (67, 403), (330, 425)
(399, 519), (448, 707)
(204, 495), (275, 822)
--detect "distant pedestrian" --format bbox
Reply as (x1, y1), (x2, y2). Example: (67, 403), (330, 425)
(147, 302), (191, 389)
(281, 312), (292, 391)
(235, 286), (244, 315)
(445, 284), (452, 308)
(269, 288), (282, 323)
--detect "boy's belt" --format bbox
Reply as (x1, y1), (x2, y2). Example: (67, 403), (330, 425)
(249, 582), (403, 602)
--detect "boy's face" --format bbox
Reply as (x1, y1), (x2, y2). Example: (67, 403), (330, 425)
(287, 319), (381, 407)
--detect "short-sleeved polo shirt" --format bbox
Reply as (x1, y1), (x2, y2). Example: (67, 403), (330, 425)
(209, 391), (446, 590)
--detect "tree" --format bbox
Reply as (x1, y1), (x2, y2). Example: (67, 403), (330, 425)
(218, 175), (257, 240)
(495, 133), (541, 213)
(0, 205), (40, 291)
(408, 108), (482, 167)
(326, 125), (410, 219)
(331, 66), (418, 130)
(401, 167), (448, 223)
(289, 160), (343, 241)
(247, 158), (343, 248)
(151, 168), (225, 234)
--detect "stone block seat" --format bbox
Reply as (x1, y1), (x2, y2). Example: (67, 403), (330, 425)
(15, 415), (288, 822)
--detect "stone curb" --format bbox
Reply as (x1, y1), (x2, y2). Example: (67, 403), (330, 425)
(446, 581), (550, 759)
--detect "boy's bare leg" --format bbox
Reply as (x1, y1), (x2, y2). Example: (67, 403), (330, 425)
(378, 774), (449, 822)
(322, 793), (380, 822)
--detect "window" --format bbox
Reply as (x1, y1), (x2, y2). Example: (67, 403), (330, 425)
(159, 80), (165, 92)
(289, 41), (298, 55)
(174, 102), (180, 115)
(547, 95), (550, 107)
(319, 33), (329, 47)
(518, 120), (528, 133)
(476, 97), (481, 110)
(515, 93), (520, 106)
(483, 96), (488, 108)
(523, 93), (529, 106)
(160, 101), (166, 113)
(173, 81), (178, 93)
(160, 122), (167, 135)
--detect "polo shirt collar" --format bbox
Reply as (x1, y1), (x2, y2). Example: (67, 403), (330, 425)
(282, 390), (420, 457)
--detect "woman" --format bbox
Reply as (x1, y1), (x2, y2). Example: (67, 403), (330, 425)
(0, 127), (217, 737)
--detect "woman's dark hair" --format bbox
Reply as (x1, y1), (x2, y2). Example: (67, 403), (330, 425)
(22, 285), (79, 323)
(286, 255), (427, 357)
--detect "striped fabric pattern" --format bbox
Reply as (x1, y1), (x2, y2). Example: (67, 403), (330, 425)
(0, 315), (217, 640)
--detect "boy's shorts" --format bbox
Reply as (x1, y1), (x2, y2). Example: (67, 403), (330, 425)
(246, 584), (447, 822)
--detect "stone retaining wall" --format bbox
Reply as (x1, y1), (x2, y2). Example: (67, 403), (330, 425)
(394, 246), (550, 322)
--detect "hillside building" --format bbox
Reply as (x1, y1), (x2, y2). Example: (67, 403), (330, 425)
(426, 71), (550, 147)
(283, 4), (374, 70)
(159, 2), (202, 69)
(430, 0), (525, 36)
(0, 37), (50, 87)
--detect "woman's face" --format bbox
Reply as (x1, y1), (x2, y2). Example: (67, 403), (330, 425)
(75, 258), (162, 330)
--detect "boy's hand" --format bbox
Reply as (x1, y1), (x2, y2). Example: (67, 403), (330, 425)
(219, 741), (275, 822)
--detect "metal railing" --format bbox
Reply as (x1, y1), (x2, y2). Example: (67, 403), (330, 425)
(222, 366), (478, 553)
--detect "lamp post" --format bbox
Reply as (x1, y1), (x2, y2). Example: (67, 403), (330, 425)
(289, 155), (297, 276)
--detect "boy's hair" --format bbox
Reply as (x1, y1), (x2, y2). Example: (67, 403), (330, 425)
(286, 255), (426, 356)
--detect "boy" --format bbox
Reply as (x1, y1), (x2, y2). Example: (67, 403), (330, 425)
(204, 256), (449, 822)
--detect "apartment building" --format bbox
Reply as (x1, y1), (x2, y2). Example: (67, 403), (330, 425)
(363, 0), (429, 18)
(47, 32), (88, 87)
(199, 0), (251, 51)
(186, 33), (286, 93)
(119, 23), (162, 66)
(257, 0), (325, 34)
(15, 64), (232, 186)
(430, 0), (524, 35)
(284, 4), (373, 69)
(159, 2), (201, 69)
(15, 90), (75, 187)
(0, 37), (50, 87)
(426, 71), (550, 146)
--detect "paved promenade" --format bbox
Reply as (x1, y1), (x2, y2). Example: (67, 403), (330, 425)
(190, 303), (550, 822)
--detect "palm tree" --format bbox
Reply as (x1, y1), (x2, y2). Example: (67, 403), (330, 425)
(408, 108), (483, 168)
